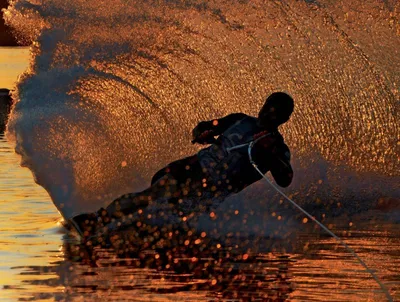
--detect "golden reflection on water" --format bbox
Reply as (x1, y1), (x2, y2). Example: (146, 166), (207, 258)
(0, 134), (63, 301)
(1, 127), (399, 301)
(0, 47), (29, 89)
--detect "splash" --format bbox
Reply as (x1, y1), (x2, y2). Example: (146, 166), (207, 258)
(4, 0), (399, 219)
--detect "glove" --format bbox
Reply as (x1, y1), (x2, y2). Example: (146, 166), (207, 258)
(192, 130), (217, 144)
(192, 121), (216, 144)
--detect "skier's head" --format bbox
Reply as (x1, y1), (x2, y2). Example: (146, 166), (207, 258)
(257, 92), (294, 129)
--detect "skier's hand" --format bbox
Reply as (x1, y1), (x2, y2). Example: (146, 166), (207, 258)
(192, 121), (215, 144)
(192, 130), (216, 144)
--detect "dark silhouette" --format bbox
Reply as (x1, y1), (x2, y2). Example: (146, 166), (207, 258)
(0, 0), (20, 46)
(71, 92), (295, 239)
(0, 88), (11, 132)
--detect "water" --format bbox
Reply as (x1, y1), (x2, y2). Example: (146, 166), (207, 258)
(1, 131), (399, 301)
(0, 133), (62, 301)
(0, 47), (29, 89)
(1, 0), (400, 300)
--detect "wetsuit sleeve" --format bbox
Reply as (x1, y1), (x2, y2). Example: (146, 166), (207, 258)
(192, 113), (247, 144)
(269, 144), (293, 188)
(251, 140), (293, 188)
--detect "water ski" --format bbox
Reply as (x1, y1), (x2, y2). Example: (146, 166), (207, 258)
(67, 197), (191, 246)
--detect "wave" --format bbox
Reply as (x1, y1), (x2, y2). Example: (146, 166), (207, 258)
(4, 0), (399, 219)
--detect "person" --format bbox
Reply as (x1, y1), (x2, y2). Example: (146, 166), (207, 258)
(70, 92), (294, 238)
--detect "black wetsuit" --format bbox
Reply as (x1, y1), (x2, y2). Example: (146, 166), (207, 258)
(152, 113), (292, 189)
(104, 113), (293, 219)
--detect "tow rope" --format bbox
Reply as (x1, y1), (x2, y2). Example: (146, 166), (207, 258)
(248, 135), (393, 302)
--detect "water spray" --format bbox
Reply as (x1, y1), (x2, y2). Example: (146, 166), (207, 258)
(247, 135), (393, 302)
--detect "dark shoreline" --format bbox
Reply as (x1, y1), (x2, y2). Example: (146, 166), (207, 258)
(0, 0), (23, 46)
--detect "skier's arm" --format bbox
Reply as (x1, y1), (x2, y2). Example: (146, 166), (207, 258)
(251, 137), (293, 188)
(192, 113), (247, 144)
(269, 144), (293, 188)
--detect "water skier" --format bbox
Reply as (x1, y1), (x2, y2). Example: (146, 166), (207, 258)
(71, 92), (294, 237)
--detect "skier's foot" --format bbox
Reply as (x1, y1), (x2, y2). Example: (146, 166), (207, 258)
(69, 212), (100, 238)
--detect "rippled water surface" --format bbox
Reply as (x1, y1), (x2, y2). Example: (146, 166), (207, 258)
(1, 134), (399, 301)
